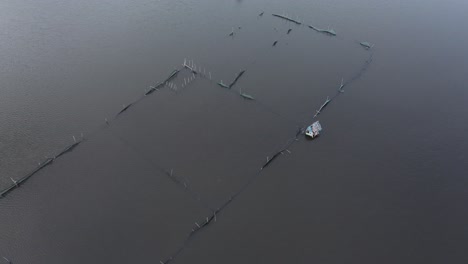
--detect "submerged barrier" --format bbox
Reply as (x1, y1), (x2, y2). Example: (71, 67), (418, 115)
(217, 80), (230, 88)
(239, 90), (255, 100)
(158, 128), (301, 264)
(228, 70), (246, 89)
(271, 12), (340, 40)
(107, 130), (214, 212)
(145, 83), (161, 95)
(272, 13), (302, 25)
(308, 25), (337, 36)
(0, 138), (83, 198)
(272, 13), (340, 38)
(165, 69), (181, 82)
(117, 103), (134, 116)
(2, 256), (11, 264)
(164, 168), (210, 209)
(183, 60), (198, 74)
(190, 63), (302, 126)
(338, 78), (345, 93)
(55, 140), (82, 159)
(314, 97), (331, 118)
(360, 41), (374, 50)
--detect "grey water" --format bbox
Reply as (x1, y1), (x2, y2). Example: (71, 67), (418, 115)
(1, 0), (467, 263)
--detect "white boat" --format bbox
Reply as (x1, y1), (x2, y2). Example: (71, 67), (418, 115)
(305, 121), (322, 139)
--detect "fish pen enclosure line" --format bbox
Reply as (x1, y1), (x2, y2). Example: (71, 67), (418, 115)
(107, 130), (215, 212)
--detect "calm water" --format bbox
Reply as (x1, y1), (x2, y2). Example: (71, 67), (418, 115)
(0, 0), (467, 263)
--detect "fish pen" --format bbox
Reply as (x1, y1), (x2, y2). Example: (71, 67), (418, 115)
(0, 9), (375, 264)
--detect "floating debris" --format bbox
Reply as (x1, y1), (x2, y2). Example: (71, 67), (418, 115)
(2, 256), (11, 264)
(183, 60), (198, 74)
(323, 28), (337, 36)
(117, 103), (133, 116)
(55, 141), (82, 159)
(287, 29), (292, 34)
(272, 14), (301, 25)
(239, 88), (255, 100)
(1, 157), (55, 197)
(308, 25), (337, 36)
(314, 96), (331, 117)
(165, 69), (180, 82)
(273, 40), (278, 46)
(189, 213), (217, 237)
(309, 25), (322, 32)
(259, 11), (264, 16)
(295, 127), (305, 137)
(261, 151), (282, 170)
(229, 27), (235, 37)
(240, 93), (255, 100)
(338, 78), (345, 93)
(228, 70), (245, 88)
(145, 84), (161, 96)
(10, 177), (18, 187)
(305, 121), (322, 139)
(217, 81), (229, 89)
(360, 41), (374, 50)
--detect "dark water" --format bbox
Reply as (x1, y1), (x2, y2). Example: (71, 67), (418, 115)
(1, 0), (467, 263)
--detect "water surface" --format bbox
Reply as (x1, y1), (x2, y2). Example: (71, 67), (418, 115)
(0, 0), (467, 263)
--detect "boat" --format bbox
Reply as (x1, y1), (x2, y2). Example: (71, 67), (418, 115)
(305, 121), (322, 139)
